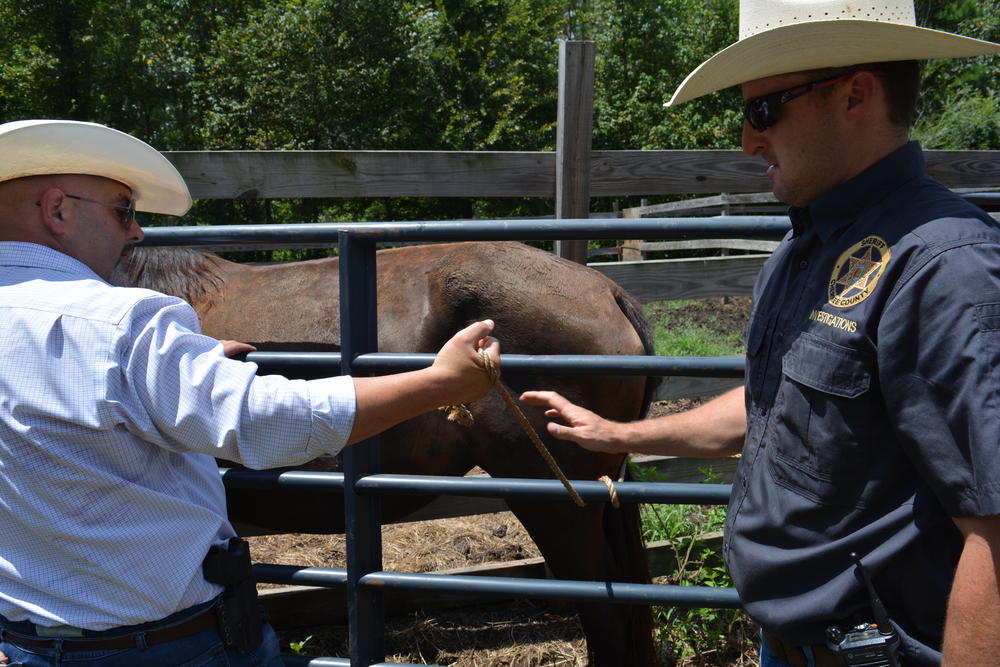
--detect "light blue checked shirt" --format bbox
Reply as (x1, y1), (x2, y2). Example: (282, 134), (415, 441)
(0, 242), (355, 630)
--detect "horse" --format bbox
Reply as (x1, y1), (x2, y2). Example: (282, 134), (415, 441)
(121, 240), (660, 667)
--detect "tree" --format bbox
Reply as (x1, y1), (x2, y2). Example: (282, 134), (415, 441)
(912, 0), (1000, 149)
(0, 0), (994, 229)
(585, 0), (741, 151)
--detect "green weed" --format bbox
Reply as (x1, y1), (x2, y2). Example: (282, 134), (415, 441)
(630, 463), (756, 666)
(644, 299), (746, 357)
(652, 324), (743, 357)
(288, 635), (313, 655)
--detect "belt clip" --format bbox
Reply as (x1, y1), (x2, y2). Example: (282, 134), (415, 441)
(34, 624), (85, 638)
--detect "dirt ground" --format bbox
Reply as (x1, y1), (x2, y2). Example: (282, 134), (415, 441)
(250, 515), (584, 665)
(248, 296), (755, 666)
(252, 513), (756, 666)
(643, 296), (751, 345)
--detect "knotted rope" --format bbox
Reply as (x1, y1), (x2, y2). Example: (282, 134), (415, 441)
(441, 349), (620, 509)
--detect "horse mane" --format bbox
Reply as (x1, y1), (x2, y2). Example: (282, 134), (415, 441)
(123, 247), (227, 305)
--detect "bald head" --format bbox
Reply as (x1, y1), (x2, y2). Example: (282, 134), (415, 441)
(0, 175), (128, 242)
(0, 174), (143, 280)
(0, 176), (56, 242)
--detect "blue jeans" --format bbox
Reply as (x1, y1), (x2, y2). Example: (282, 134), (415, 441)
(0, 603), (284, 666)
(760, 630), (817, 667)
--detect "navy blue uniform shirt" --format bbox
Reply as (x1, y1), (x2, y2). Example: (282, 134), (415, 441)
(726, 141), (1000, 666)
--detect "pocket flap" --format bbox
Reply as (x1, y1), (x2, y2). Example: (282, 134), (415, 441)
(782, 332), (872, 398)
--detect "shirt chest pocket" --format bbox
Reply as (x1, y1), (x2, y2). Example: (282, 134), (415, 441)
(768, 332), (879, 508)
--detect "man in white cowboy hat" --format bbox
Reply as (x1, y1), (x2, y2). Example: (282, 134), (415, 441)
(0, 119), (500, 665)
(523, 1), (1000, 665)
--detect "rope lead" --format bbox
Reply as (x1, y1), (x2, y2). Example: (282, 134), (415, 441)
(441, 348), (621, 509)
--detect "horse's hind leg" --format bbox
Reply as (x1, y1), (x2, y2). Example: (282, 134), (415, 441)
(502, 497), (658, 667)
(466, 386), (657, 666)
(426, 327), (657, 662)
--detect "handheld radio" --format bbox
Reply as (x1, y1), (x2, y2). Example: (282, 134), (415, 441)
(825, 552), (902, 666)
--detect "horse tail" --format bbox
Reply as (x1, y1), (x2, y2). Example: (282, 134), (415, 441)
(608, 286), (661, 664)
(613, 287), (661, 419)
(603, 478), (659, 666)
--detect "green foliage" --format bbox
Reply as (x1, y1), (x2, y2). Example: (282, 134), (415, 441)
(913, 0), (999, 148)
(408, 0), (564, 151)
(585, 0), (742, 150)
(631, 464), (728, 543)
(197, 0), (417, 150)
(0, 0), (995, 238)
(3, 0), (995, 154)
(652, 324), (744, 357)
(288, 634), (314, 654)
(913, 90), (1000, 149)
(630, 463), (755, 665)
(0, 3), (58, 119)
(645, 299), (746, 357)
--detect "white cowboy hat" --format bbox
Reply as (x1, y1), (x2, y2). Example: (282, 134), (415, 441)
(667, 0), (1000, 106)
(0, 119), (191, 216)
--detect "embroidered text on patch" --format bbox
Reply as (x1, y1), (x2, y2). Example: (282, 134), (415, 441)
(827, 235), (890, 308)
(809, 309), (858, 332)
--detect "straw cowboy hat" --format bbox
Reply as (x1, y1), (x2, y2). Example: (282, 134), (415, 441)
(0, 119), (191, 216)
(667, 0), (1000, 106)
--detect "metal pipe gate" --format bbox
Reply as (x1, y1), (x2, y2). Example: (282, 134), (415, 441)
(142, 217), (791, 666)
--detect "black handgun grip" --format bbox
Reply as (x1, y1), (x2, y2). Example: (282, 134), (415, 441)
(202, 537), (263, 653)
(203, 537), (253, 586)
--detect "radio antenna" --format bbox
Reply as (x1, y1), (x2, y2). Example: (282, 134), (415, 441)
(851, 552), (893, 635)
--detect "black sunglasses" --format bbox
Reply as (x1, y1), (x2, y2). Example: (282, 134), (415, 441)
(36, 193), (137, 229)
(742, 71), (872, 132)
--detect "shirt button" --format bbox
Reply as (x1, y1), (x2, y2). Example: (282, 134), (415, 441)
(799, 260), (809, 270)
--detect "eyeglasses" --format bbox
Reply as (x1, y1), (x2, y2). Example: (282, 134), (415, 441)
(36, 193), (137, 229)
(742, 71), (878, 132)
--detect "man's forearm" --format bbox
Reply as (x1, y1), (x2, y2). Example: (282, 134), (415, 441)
(520, 385), (746, 457)
(618, 385), (746, 457)
(942, 515), (1000, 665)
(345, 319), (498, 446)
(348, 369), (449, 445)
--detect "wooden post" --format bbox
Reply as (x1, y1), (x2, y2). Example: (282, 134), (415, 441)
(554, 40), (595, 265)
(620, 198), (647, 261)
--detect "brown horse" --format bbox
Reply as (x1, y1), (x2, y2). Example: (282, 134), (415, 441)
(123, 241), (659, 667)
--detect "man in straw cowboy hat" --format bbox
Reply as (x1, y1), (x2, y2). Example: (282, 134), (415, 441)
(0, 119), (500, 665)
(523, 1), (1000, 664)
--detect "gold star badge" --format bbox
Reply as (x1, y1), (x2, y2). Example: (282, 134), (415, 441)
(828, 236), (891, 308)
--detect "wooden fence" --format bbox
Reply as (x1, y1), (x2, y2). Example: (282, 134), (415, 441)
(161, 146), (999, 306)
(164, 146), (1000, 202)
(158, 42), (998, 303)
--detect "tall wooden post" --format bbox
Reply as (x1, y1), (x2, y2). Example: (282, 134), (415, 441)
(554, 40), (595, 265)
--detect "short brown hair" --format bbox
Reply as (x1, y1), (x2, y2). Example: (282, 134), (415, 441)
(809, 60), (922, 128)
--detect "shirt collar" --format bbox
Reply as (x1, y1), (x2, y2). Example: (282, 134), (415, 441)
(789, 141), (925, 244)
(0, 241), (105, 283)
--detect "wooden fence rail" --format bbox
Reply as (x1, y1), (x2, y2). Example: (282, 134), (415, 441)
(163, 149), (1000, 200)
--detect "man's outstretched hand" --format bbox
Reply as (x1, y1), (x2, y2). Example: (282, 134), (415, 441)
(520, 390), (624, 454)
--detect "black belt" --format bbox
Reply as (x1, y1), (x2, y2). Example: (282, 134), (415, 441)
(764, 631), (843, 667)
(0, 606), (217, 651)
